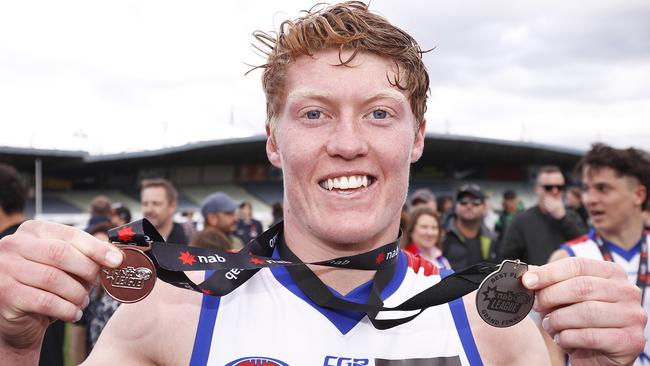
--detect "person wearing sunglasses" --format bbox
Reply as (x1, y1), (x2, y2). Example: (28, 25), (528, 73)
(442, 184), (499, 271)
(501, 166), (587, 265)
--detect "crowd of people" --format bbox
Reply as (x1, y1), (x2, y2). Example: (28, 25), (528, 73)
(0, 2), (647, 365)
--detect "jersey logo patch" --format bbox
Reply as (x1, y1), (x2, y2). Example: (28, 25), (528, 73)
(225, 357), (289, 366)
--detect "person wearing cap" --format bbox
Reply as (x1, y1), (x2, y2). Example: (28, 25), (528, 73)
(494, 189), (520, 241)
(408, 188), (437, 211)
(442, 183), (499, 271)
(200, 192), (243, 251)
(501, 166), (587, 265)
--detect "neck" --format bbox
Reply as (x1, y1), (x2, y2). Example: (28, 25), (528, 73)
(0, 212), (24, 234)
(457, 218), (480, 239)
(158, 220), (174, 241)
(600, 214), (645, 250)
(283, 215), (400, 296)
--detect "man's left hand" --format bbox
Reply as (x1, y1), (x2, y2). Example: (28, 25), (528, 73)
(523, 257), (646, 366)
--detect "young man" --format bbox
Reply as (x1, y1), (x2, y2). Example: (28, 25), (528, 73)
(140, 178), (188, 244)
(548, 143), (650, 364)
(443, 184), (499, 270)
(501, 165), (587, 265)
(0, 3), (644, 365)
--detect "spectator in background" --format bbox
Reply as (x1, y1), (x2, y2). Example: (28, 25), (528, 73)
(408, 188), (437, 211)
(140, 178), (188, 244)
(200, 192), (243, 250)
(436, 195), (453, 219)
(566, 186), (589, 227)
(271, 202), (283, 226)
(180, 209), (198, 242)
(494, 189), (519, 240)
(501, 166), (586, 265)
(442, 184), (499, 270)
(482, 190), (498, 231)
(235, 201), (263, 245)
(110, 203), (131, 227)
(0, 163), (64, 366)
(85, 195), (112, 232)
(401, 206), (450, 269)
(70, 222), (120, 365)
(190, 228), (232, 251)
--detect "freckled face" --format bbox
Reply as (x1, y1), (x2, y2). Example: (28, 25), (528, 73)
(266, 49), (425, 247)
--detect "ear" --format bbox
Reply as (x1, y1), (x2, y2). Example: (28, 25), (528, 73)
(266, 125), (282, 169)
(410, 119), (426, 163)
(634, 183), (647, 208)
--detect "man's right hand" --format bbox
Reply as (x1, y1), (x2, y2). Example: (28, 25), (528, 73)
(0, 220), (123, 351)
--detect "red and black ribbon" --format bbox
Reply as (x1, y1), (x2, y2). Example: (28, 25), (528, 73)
(109, 219), (498, 329)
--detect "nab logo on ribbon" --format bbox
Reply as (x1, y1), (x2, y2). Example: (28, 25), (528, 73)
(225, 356), (289, 366)
(323, 356), (369, 366)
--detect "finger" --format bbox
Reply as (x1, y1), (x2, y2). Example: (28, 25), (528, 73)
(0, 279), (83, 323)
(7, 236), (103, 285)
(9, 259), (90, 309)
(534, 275), (642, 313)
(522, 257), (627, 290)
(555, 327), (645, 358)
(15, 220), (123, 268)
(542, 301), (647, 335)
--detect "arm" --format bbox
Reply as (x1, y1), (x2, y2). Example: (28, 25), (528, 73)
(83, 273), (203, 366)
(465, 291), (550, 365)
(523, 257), (646, 365)
(0, 220), (124, 365)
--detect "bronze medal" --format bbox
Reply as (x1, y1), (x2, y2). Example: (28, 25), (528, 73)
(475, 260), (533, 328)
(100, 246), (157, 303)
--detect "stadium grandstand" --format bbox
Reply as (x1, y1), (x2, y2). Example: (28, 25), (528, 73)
(0, 133), (584, 229)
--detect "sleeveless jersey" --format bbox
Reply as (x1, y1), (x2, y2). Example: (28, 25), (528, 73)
(189, 250), (483, 366)
(561, 230), (650, 365)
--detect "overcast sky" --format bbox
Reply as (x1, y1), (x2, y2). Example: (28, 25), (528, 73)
(1, 0), (648, 154)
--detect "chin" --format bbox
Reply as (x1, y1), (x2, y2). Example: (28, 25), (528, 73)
(312, 218), (397, 246)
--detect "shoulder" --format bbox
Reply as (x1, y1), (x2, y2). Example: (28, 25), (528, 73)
(86, 272), (204, 366)
(463, 291), (549, 365)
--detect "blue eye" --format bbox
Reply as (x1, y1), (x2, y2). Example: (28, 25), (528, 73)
(372, 109), (388, 119)
(306, 110), (321, 119)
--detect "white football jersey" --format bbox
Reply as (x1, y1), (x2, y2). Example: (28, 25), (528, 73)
(189, 250), (483, 366)
(561, 230), (650, 365)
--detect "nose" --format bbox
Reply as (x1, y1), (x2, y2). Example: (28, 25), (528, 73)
(325, 114), (369, 160)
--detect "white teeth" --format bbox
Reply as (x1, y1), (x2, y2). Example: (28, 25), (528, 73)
(321, 175), (372, 191)
(339, 176), (349, 189)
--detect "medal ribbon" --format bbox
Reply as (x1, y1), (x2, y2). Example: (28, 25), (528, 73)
(108, 219), (498, 329)
(593, 231), (648, 304)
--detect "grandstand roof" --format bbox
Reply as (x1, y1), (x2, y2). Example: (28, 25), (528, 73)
(82, 133), (584, 168)
(0, 146), (87, 171)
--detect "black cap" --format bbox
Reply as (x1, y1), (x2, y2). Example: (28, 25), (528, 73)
(456, 183), (485, 201)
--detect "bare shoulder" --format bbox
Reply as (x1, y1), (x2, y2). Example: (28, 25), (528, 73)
(463, 291), (550, 365)
(548, 248), (570, 262)
(83, 272), (205, 366)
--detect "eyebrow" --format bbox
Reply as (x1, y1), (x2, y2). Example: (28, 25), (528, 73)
(286, 89), (408, 104)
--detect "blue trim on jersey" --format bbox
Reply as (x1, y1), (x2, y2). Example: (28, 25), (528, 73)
(190, 271), (220, 366)
(560, 244), (577, 257)
(270, 249), (408, 335)
(442, 268), (483, 366)
(607, 241), (641, 262)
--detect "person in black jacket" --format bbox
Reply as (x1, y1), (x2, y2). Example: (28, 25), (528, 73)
(442, 183), (499, 270)
(500, 165), (587, 265)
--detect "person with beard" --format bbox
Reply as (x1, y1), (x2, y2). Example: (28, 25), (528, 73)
(140, 178), (187, 244)
(442, 184), (499, 270)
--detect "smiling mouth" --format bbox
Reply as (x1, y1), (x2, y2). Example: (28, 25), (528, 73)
(318, 175), (375, 192)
